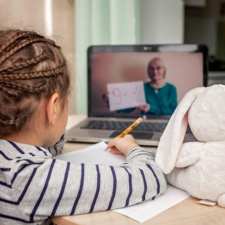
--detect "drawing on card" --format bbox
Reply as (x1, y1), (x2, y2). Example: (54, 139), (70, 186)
(107, 81), (146, 111)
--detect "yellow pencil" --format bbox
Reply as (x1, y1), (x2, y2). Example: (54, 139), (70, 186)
(105, 117), (143, 151)
(115, 117), (144, 138)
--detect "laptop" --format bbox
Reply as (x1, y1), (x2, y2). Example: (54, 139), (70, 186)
(66, 44), (208, 146)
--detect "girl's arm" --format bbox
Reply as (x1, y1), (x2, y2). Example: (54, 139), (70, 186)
(12, 147), (167, 222)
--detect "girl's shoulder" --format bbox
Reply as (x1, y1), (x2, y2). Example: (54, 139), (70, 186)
(0, 139), (52, 159)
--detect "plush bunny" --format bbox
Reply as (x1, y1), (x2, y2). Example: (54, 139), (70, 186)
(155, 85), (225, 207)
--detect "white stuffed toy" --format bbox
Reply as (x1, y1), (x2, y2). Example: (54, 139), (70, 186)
(155, 85), (225, 207)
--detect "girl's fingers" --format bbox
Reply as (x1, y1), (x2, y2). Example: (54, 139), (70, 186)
(107, 137), (121, 148)
(108, 147), (123, 155)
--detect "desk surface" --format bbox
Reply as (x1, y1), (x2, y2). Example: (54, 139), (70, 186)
(53, 197), (225, 225)
(53, 115), (225, 225)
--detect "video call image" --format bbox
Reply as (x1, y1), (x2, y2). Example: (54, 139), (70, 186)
(90, 52), (203, 118)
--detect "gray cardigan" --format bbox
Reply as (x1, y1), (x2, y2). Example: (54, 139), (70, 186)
(0, 139), (167, 225)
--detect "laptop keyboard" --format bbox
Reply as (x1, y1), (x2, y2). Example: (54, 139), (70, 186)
(81, 120), (168, 133)
(109, 130), (154, 139)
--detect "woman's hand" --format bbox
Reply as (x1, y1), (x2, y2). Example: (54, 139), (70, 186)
(107, 134), (139, 156)
(138, 103), (150, 112)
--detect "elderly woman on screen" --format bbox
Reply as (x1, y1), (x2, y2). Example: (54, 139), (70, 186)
(138, 57), (178, 116)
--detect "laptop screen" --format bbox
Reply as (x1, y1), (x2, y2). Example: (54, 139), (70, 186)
(88, 45), (208, 119)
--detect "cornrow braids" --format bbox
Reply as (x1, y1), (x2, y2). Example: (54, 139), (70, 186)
(0, 80), (47, 93)
(0, 37), (56, 65)
(0, 31), (32, 55)
(0, 29), (70, 137)
(0, 50), (47, 73)
(0, 63), (65, 81)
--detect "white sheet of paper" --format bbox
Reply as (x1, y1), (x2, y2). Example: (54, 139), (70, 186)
(107, 81), (146, 111)
(114, 186), (189, 223)
(56, 142), (189, 223)
(56, 142), (125, 165)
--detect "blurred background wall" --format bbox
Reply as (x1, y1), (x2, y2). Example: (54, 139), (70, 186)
(0, 0), (76, 113)
(0, 0), (224, 114)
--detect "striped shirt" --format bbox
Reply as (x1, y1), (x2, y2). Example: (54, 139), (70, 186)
(0, 139), (167, 225)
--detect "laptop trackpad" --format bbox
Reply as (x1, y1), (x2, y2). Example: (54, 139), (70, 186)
(110, 131), (153, 140)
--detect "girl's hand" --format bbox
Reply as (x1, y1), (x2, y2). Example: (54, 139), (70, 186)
(107, 134), (139, 156)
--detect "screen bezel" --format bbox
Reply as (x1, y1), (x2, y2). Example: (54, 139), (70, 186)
(87, 44), (208, 118)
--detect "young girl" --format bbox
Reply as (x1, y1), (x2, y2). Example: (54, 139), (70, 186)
(0, 30), (167, 225)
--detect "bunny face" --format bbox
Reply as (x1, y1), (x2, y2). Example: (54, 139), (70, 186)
(189, 85), (225, 142)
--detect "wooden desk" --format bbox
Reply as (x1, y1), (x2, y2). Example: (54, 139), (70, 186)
(53, 197), (225, 225)
(53, 115), (225, 225)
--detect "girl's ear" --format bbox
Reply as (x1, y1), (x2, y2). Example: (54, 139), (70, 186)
(155, 87), (205, 174)
(46, 92), (60, 125)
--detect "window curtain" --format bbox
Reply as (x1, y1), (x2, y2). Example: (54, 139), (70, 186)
(75, 0), (140, 114)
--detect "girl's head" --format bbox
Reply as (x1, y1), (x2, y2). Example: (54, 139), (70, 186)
(0, 30), (70, 145)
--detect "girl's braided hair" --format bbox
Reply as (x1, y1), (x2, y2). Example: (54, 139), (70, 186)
(0, 30), (70, 137)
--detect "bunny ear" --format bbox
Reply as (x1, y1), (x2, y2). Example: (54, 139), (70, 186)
(155, 87), (205, 174)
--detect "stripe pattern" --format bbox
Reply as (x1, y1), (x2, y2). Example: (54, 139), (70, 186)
(0, 139), (167, 225)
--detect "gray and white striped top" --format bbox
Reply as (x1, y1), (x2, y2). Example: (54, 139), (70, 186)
(0, 139), (167, 225)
